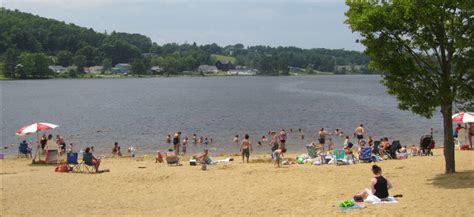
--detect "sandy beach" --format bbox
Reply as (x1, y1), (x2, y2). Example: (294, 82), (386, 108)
(1, 148), (473, 216)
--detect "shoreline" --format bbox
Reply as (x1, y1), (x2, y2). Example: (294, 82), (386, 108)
(0, 73), (379, 81)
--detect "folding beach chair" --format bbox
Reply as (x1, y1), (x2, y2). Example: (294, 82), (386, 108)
(385, 140), (401, 159)
(455, 129), (465, 150)
(45, 150), (60, 164)
(18, 142), (32, 158)
(372, 141), (380, 156)
(67, 153), (80, 172)
(359, 147), (372, 162)
(165, 151), (180, 166)
(80, 153), (97, 173)
(334, 149), (346, 165)
(306, 144), (318, 159)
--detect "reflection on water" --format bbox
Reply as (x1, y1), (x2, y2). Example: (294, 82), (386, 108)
(1, 75), (443, 155)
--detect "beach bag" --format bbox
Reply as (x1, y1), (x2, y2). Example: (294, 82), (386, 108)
(296, 156), (304, 164)
(55, 164), (69, 173)
(189, 159), (197, 166)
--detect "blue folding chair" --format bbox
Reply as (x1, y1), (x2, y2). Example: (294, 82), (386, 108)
(67, 153), (79, 171)
(359, 147), (372, 162)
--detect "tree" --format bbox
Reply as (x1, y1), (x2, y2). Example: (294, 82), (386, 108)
(56, 50), (73, 67)
(346, 0), (474, 174)
(73, 55), (86, 74)
(131, 59), (146, 75)
(101, 58), (112, 73)
(4, 48), (20, 78)
(33, 53), (51, 78)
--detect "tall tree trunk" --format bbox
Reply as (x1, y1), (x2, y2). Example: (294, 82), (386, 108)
(441, 101), (455, 174)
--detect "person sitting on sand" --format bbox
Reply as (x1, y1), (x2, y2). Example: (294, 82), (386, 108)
(358, 140), (367, 156)
(379, 138), (389, 157)
(84, 147), (101, 172)
(272, 148), (287, 167)
(398, 145), (409, 158)
(368, 136), (374, 147)
(240, 134), (253, 163)
(19, 140), (32, 158)
(155, 151), (163, 163)
(194, 148), (209, 164)
(67, 143), (75, 153)
(410, 145), (418, 156)
(354, 165), (393, 201)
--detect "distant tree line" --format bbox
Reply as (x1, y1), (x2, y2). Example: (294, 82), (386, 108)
(0, 8), (372, 78)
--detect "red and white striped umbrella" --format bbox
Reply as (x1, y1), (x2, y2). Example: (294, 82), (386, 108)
(16, 122), (59, 136)
(452, 112), (474, 123)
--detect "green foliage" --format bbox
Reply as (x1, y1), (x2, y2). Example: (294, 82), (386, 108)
(18, 52), (51, 78)
(1, 8), (372, 78)
(73, 55), (86, 73)
(4, 48), (19, 78)
(131, 59), (147, 75)
(345, 0), (474, 174)
(56, 50), (73, 67)
(210, 54), (236, 64)
(101, 58), (112, 73)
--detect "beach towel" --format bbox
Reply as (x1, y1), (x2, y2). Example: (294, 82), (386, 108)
(365, 195), (398, 204)
(338, 204), (366, 210)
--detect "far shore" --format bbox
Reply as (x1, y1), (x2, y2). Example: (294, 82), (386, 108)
(0, 72), (379, 81)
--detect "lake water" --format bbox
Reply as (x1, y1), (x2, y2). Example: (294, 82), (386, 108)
(0, 75), (443, 156)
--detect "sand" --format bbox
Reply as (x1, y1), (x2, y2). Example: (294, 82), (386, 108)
(1, 149), (473, 216)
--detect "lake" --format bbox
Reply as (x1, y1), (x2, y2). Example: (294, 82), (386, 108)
(0, 75), (443, 155)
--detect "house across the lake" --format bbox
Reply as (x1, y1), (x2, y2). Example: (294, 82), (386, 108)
(227, 67), (258, 76)
(112, 63), (131, 74)
(197, 64), (218, 73)
(84, 66), (104, 74)
(215, 61), (235, 71)
(48, 65), (67, 73)
(150, 66), (163, 74)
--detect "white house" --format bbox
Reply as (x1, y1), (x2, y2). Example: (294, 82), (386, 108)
(48, 65), (67, 73)
(84, 66), (104, 74)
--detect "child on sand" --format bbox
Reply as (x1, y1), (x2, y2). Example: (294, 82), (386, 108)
(272, 148), (287, 167)
(155, 151), (163, 163)
(240, 134), (252, 163)
(410, 145), (418, 156)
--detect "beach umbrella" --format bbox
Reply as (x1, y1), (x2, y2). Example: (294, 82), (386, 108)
(16, 122), (59, 136)
(452, 112), (474, 123)
(16, 122), (59, 162)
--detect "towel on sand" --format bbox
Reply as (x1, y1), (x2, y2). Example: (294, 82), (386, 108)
(365, 195), (398, 204)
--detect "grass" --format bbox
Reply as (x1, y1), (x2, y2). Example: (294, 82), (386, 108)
(210, 54), (236, 64)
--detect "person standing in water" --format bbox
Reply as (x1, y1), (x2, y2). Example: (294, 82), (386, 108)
(173, 132), (181, 155)
(318, 128), (327, 152)
(240, 134), (252, 163)
(278, 129), (287, 149)
(354, 124), (365, 144)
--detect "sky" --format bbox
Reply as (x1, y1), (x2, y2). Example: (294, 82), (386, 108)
(2, 0), (364, 51)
